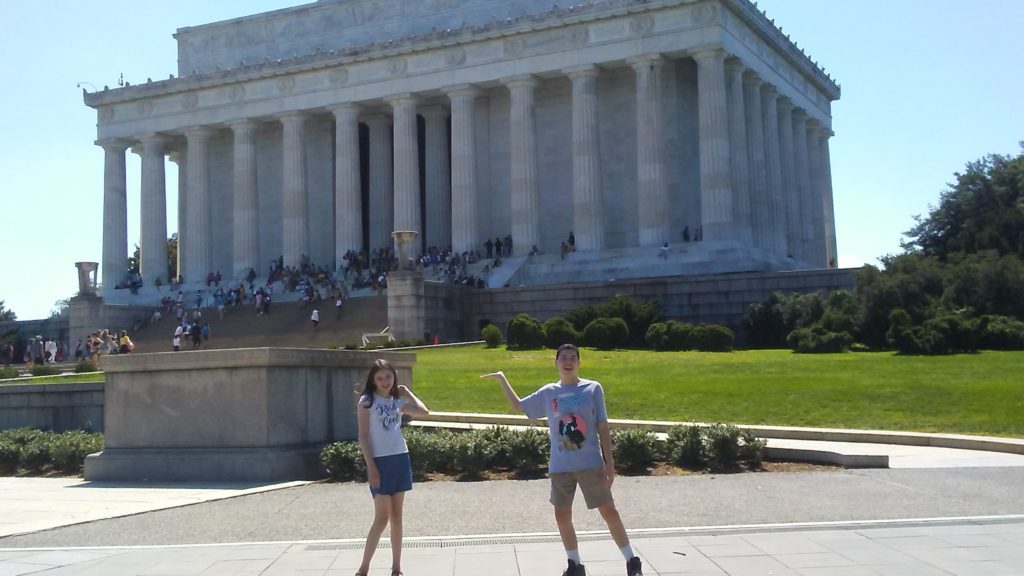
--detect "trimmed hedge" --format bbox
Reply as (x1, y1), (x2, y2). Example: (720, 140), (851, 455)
(582, 317), (630, 350)
(542, 317), (579, 349)
(0, 428), (104, 475)
(690, 324), (734, 352)
(481, 324), (502, 348)
(506, 313), (546, 350)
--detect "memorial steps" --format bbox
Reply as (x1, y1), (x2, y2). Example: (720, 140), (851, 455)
(506, 242), (803, 287)
(124, 294), (388, 353)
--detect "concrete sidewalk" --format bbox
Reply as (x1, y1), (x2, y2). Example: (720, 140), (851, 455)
(2, 516), (1023, 575)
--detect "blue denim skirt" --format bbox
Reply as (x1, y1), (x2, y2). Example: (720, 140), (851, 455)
(370, 452), (413, 497)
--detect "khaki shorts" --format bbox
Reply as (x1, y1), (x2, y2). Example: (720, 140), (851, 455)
(549, 466), (614, 509)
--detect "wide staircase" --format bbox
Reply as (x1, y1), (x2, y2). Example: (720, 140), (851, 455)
(127, 295), (388, 353)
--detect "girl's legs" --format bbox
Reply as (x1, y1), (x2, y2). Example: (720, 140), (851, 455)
(389, 491), (405, 573)
(357, 495), (392, 573)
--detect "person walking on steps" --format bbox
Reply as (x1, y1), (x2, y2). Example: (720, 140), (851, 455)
(353, 359), (430, 576)
(311, 308), (319, 329)
(481, 343), (643, 576)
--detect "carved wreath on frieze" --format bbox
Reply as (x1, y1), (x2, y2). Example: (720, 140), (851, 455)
(630, 15), (654, 36)
(388, 58), (408, 75)
(504, 38), (525, 57)
(329, 68), (349, 85)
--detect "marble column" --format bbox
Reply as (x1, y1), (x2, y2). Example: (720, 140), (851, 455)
(280, 112), (309, 269)
(421, 105), (451, 250)
(331, 103), (364, 264)
(365, 114), (394, 253)
(792, 109), (813, 263)
(447, 85), (480, 254)
(820, 127), (838, 267)
(761, 85), (786, 256)
(169, 151), (186, 281)
(388, 94), (421, 239)
(743, 71), (770, 250)
(183, 127), (213, 283)
(139, 134), (169, 285)
(630, 55), (669, 247)
(693, 48), (734, 242)
(724, 60), (752, 246)
(100, 140), (129, 290)
(777, 98), (800, 258)
(565, 65), (603, 251)
(230, 120), (259, 278)
(505, 75), (541, 253)
(806, 119), (827, 267)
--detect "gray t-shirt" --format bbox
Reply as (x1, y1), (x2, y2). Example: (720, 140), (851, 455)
(520, 379), (608, 473)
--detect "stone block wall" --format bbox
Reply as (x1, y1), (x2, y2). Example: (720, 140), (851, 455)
(454, 268), (855, 341)
(0, 382), (104, 432)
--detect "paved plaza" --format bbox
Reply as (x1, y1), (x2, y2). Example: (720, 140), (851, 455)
(2, 448), (1024, 575)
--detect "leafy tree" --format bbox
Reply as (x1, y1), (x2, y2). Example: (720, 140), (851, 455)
(0, 301), (14, 322)
(903, 145), (1024, 260)
(128, 233), (179, 284)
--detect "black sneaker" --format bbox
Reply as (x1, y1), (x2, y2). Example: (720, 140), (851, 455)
(626, 556), (643, 576)
(562, 559), (586, 576)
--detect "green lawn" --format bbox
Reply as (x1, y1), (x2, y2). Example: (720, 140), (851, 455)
(411, 346), (1024, 438)
(0, 373), (102, 386)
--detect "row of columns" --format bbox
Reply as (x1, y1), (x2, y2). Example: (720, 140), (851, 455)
(98, 48), (835, 291)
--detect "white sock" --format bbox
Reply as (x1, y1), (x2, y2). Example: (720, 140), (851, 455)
(619, 543), (635, 560)
(567, 549), (581, 565)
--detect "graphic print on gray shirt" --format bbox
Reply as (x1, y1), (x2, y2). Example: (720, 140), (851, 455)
(520, 379), (608, 473)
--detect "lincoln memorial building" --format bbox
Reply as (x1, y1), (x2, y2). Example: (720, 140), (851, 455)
(84, 0), (839, 294)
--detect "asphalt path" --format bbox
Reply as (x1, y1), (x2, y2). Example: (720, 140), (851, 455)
(3, 467), (1022, 549)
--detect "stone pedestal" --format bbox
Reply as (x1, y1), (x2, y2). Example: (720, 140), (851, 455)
(84, 348), (415, 482)
(387, 271), (426, 342)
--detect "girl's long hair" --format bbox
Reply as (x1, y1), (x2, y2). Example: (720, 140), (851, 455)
(359, 359), (399, 408)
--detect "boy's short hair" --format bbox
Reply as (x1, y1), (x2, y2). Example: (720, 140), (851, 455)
(555, 343), (580, 360)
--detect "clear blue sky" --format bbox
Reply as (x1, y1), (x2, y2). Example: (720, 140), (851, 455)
(1, 0), (1021, 320)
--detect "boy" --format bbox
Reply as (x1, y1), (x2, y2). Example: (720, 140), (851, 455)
(482, 344), (643, 576)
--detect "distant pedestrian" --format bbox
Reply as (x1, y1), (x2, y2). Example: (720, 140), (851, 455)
(335, 296), (344, 319)
(2, 340), (13, 367)
(353, 359), (431, 576)
(311, 308), (319, 329)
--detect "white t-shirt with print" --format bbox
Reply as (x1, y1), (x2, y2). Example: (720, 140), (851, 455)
(361, 394), (408, 458)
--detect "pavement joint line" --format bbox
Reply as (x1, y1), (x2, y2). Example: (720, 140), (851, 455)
(3, 514), (1023, 553)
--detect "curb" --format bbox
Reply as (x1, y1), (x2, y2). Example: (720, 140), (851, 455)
(419, 411), (1024, 455)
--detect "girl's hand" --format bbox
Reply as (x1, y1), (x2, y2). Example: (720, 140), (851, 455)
(480, 371), (505, 381)
(396, 385), (411, 398)
(368, 466), (381, 489)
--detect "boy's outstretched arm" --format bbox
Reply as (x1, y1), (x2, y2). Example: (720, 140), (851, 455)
(480, 371), (524, 413)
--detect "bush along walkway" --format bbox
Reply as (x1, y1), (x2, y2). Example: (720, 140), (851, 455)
(320, 424), (765, 482)
(0, 428), (103, 476)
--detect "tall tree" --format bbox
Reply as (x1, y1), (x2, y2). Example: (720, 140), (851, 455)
(0, 300), (16, 321)
(904, 144), (1024, 260)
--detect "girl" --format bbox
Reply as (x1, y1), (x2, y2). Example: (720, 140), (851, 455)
(355, 359), (429, 576)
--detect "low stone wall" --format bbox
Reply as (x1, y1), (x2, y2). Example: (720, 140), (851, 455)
(448, 268), (855, 341)
(85, 348), (415, 483)
(0, 381), (104, 432)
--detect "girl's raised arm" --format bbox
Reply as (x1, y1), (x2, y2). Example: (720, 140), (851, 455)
(397, 385), (430, 417)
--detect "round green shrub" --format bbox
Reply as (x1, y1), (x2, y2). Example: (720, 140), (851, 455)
(30, 365), (60, 377)
(506, 313), (546, 350)
(476, 426), (516, 469)
(978, 315), (1024, 350)
(74, 360), (99, 374)
(0, 440), (19, 474)
(645, 322), (669, 351)
(666, 321), (695, 351)
(543, 317), (579, 349)
(705, 423), (742, 471)
(49, 431), (103, 473)
(0, 367), (19, 380)
(481, 324), (502, 348)
(665, 425), (707, 469)
(691, 324), (734, 352)
(404, 427), (457, 475)
(450, 432), (494, 479)
(319, 441), (366, 481)
(582, 317), (629, 350)
(611, 428), (657, 473)
(508, 428), (550, 475)
(787, 325), (853, 353)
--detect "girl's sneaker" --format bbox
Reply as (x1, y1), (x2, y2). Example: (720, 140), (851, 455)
(626, 556), (643, 575)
